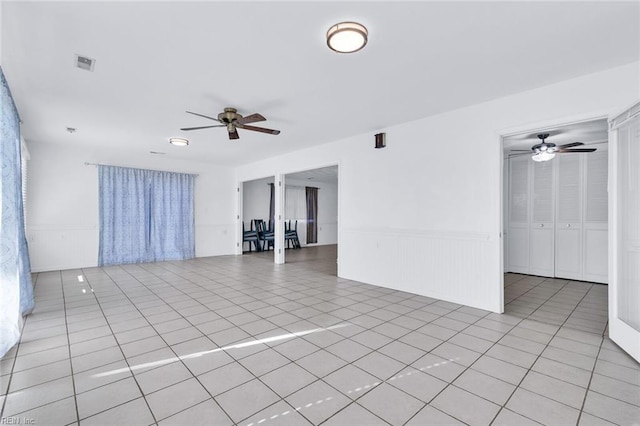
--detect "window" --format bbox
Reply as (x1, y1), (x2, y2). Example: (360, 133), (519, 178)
(20, 137), (29, 231)
(285, 186), (306, 220)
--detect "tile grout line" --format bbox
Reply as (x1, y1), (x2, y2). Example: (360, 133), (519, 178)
(575, 327), (606, 426)
(400, 275), (561, 423)
(400, 275), (567, 425)
(97, 263), (284, 424)
(78, 267), (160, 425)
(0, 273), (40, 420)
(7, 260), (632, 426)
(57, 270), (82, 426)
(110, 264), (563, 426)
(135, 258), (451, 425)
(489, 279), (597, 425)
(0, 274), (81, 420)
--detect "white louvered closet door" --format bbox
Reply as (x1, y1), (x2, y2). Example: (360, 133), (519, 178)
(583, 150), (608, 282)
(530, 160), (554, 276)
(555, 154), (583, 280)
(508, 155), (530, 273)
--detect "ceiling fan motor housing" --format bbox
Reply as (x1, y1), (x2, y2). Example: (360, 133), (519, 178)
(532, 142), (556, 153)
(218, 107), (242, 124)
(532, 133), (555, 153)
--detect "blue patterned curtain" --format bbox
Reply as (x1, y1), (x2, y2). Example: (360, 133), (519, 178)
(98, 165), (195, 266)
(98, 166), (149, 265)
(149, 171), (195, 262)
(0, 68), (34, 358)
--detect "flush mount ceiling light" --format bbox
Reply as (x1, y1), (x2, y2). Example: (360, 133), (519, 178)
(169, 137), (189, 147)
(326, 21), (368, 53)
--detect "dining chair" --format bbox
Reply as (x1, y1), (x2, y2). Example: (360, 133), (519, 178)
(243, 221), (260, 252)
(285, 219), (301, 249)
(255, 219), (275, 251)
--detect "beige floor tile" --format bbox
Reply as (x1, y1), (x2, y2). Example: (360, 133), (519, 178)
(431, 385), (500, 426)
(146, 377), (210, 421)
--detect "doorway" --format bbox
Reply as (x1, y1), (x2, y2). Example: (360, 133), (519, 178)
(502, 118), (609, 284)
(283, 165), (339, 275)
(241, 176), (275, 255)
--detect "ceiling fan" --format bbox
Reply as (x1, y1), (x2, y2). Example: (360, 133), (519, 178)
(511, 133), (596, 162)
(180, 107), (281, 140)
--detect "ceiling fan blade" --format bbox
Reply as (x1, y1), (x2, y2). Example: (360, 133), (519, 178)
(557, 148), (597, 153)
(228, 129), (240, 140)
(557, 142), (584, 149)
(236, 113), (266, 125)
(180, 125), (226, 131)
(236, 124), (280, 135)
(186, 111), (220, 121)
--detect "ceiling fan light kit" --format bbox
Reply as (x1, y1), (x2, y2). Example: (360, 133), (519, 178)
(532, 151), (555, 162)
(169, 137), (189, 147)
(326, 21), (368, 53)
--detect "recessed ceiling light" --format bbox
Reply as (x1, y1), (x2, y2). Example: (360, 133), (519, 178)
(327, 21), (368, 53)
(169, 137), (189, 147)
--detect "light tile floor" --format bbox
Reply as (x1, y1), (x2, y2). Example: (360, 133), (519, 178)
(1, 246), (639, 425)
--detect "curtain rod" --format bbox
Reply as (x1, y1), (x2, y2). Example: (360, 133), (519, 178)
(84, 162), (199, 177)
(266, 183), (320, 190)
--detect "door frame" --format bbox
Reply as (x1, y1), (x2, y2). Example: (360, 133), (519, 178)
(608, 101), (640, 362)
(237, 162), (341, 274)
(236, 175), (276, 256)
(281, 162), (340, 271)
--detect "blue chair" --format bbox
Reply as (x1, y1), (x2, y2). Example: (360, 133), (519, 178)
(243, 221), (260, 252)
(255, 219), (274, 251)
(285, 220), (301, 249)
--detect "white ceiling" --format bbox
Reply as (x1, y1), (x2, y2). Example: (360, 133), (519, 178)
(287, 166), (338, 184)
(242, 165), (338, 185)
(2, 1), (638, 166)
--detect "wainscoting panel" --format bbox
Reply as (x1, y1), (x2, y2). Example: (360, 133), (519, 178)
(28, 226), (99, 272)
(195, 224), (236, 257)
(28, 224), (236, 272)
(316, 221), (338, 246)
(340, 228), (499, 312)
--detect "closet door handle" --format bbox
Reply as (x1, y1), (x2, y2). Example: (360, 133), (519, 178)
(540, 224), (544, 228)
(566, 224), (571, 228)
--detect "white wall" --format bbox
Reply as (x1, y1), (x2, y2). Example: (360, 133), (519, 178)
(0, 1), (3, 63)
(284, 178), (338, 246)
(242, 177), (272, 229)
(236, 62), (639, 313)
(26, 143), (237, 272)
(316, 180), (338, 246)
(241, 176), (338, 246)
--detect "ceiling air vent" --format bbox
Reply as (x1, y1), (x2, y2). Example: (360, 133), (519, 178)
(75, 54), (95, 72)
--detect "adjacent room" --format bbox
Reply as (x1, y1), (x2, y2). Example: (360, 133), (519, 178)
(1, 2), (639, 425)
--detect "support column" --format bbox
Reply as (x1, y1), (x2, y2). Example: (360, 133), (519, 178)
(274, 173), (285, 264)
(236, 183), (243, 255)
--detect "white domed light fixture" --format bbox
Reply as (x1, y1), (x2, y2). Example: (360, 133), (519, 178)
(532, 151), (555, 162)
(169, 137), (189, 147)
(326, 21), (368, 53)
